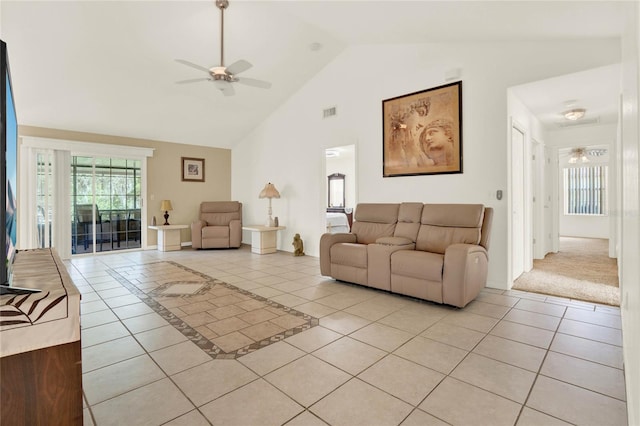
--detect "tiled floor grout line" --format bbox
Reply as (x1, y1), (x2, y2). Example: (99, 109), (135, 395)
(514, 298), (566, 426)
(71, 250), (626, 425)
(516, 296), (626, 415)
(76, 264), (210, 424)
(77, 256), (332, 421)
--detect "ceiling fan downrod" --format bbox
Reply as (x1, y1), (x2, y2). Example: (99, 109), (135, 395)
(216, 0), (229, 68)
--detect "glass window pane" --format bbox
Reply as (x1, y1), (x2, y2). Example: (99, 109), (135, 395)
(563, 165), (607, 216)
(71, 155), (143, 254)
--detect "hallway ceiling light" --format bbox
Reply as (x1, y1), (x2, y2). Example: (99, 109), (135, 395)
(563, 108), (586, 121)
(568, 147), (590, 164)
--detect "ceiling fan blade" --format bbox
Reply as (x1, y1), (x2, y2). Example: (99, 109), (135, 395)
(175, 59), (210, 74)
(236, 77), (272, 89)
(175, 78), (209, 84)
(212, 79), (235, 96)
(226, 59), (252, 75)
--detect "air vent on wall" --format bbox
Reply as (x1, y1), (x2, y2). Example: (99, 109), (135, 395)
(556, 117), (600, 128)
(323, 106), (337, 119)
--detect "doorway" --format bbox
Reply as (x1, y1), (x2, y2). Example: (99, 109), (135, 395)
(513, 144), (620, 305)
(71, 156), (142, 254)
(324, 145), (356, 233)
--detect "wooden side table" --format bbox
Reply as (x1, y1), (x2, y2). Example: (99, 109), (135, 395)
(242, 225), (286, 254)
(148, 224), (188, 251)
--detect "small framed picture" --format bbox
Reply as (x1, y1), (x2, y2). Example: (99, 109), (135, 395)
(181, 157), (205, 182)
(382, 81), (462, 177)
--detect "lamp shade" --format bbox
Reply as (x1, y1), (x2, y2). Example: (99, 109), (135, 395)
(259, 183), (280, 199)
(160, 200), (173, 211)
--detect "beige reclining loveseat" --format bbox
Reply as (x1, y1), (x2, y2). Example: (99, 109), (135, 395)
(320, 203), (493, 308)
(191, 201), (242, 249)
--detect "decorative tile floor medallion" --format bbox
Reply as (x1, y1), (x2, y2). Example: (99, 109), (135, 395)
(108, 261), (319, 359)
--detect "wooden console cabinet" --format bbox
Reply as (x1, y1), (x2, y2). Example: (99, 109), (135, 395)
(0, 249), (82, 426)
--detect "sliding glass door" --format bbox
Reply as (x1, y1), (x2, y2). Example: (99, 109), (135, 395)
(71, 156), (142, 254)
(19, 136), (153, 259)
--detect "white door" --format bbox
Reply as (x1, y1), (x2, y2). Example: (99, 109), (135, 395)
(512, 126), (525, 280)
(544, 145), (555, 255)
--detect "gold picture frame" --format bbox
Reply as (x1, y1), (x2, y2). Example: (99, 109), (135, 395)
(382, 81), (462, 177)
(181, 157), (205, 182)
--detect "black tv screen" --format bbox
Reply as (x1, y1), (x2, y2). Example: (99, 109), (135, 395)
(1, 39), (18, 286)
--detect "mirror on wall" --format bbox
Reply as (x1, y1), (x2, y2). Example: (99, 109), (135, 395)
(328, 173), (345, 209)
(324, 144), (356, 233)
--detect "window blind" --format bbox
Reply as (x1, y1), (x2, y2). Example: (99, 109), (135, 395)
(563, 165), (607, 215)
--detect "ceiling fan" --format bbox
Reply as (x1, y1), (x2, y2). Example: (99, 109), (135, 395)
(175, 0), (271, 96)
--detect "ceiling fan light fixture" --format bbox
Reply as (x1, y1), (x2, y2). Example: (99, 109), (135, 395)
(174, 0), (270, 94)
(210, 66), (227, 76)
(569, 147), (590, 164)
(563, 108), (586, 121)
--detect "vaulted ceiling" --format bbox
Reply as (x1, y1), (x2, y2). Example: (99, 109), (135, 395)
(0, 1), (630, 148)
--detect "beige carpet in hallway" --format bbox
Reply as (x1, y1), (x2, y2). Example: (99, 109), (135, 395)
(513, 237), (620, 306)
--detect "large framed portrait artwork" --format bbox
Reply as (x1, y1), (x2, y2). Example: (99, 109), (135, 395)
(382, 81), (462, 177)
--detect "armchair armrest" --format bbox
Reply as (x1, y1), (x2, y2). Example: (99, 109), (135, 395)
(229, 219), (242, 248)
(191, 220), (206, 249)
(320, 232), (356, 276)
(443, 243), (489, 308)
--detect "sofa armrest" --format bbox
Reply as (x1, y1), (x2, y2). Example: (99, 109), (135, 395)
(368, 241), (416, 290)
(320, 233), (357, 276)
(443, 243), (489, 308)
(191, 220), (206, 249)
(229, 219), (242, 248)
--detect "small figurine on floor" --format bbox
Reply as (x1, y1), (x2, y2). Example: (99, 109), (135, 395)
(292, 233), (305, 256)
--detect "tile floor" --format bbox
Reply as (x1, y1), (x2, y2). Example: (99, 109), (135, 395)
(70, 245), (628, 426)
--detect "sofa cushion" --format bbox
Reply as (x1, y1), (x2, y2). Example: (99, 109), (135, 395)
(394, 202), (423, 242)
(202, 226), (230, 239)
(199, 201), (241, 226)
(350, 203), (399, 244)
(202, 212), (240, 226)
(416, 225), (481, 254)
(331, 243), (368, 268)
(201, 201), (241, 213)
(354, 203), (399, 223)
(421, 204), (484, 227)
(351, 222), (396, 244)
(416, 204), (484, 254)
(376, 236), (413, 246)
(391, 250), (444, 282)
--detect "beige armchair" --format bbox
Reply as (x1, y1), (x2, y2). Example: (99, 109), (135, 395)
(191, 201), (242, 249)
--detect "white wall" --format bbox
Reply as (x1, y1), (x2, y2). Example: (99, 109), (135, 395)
(620, 4), (640, 424)
(559, 215), (609, 238)
(232, 39), (620, 290)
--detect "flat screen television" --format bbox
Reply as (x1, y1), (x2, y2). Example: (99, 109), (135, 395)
(1, 39), (32, 295)
(1, 39), (18, 287)
(1, 40), (40, 295)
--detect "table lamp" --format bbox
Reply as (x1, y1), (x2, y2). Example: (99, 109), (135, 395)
(160, 200), (173, 225)
(258, 183), (280, 227)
